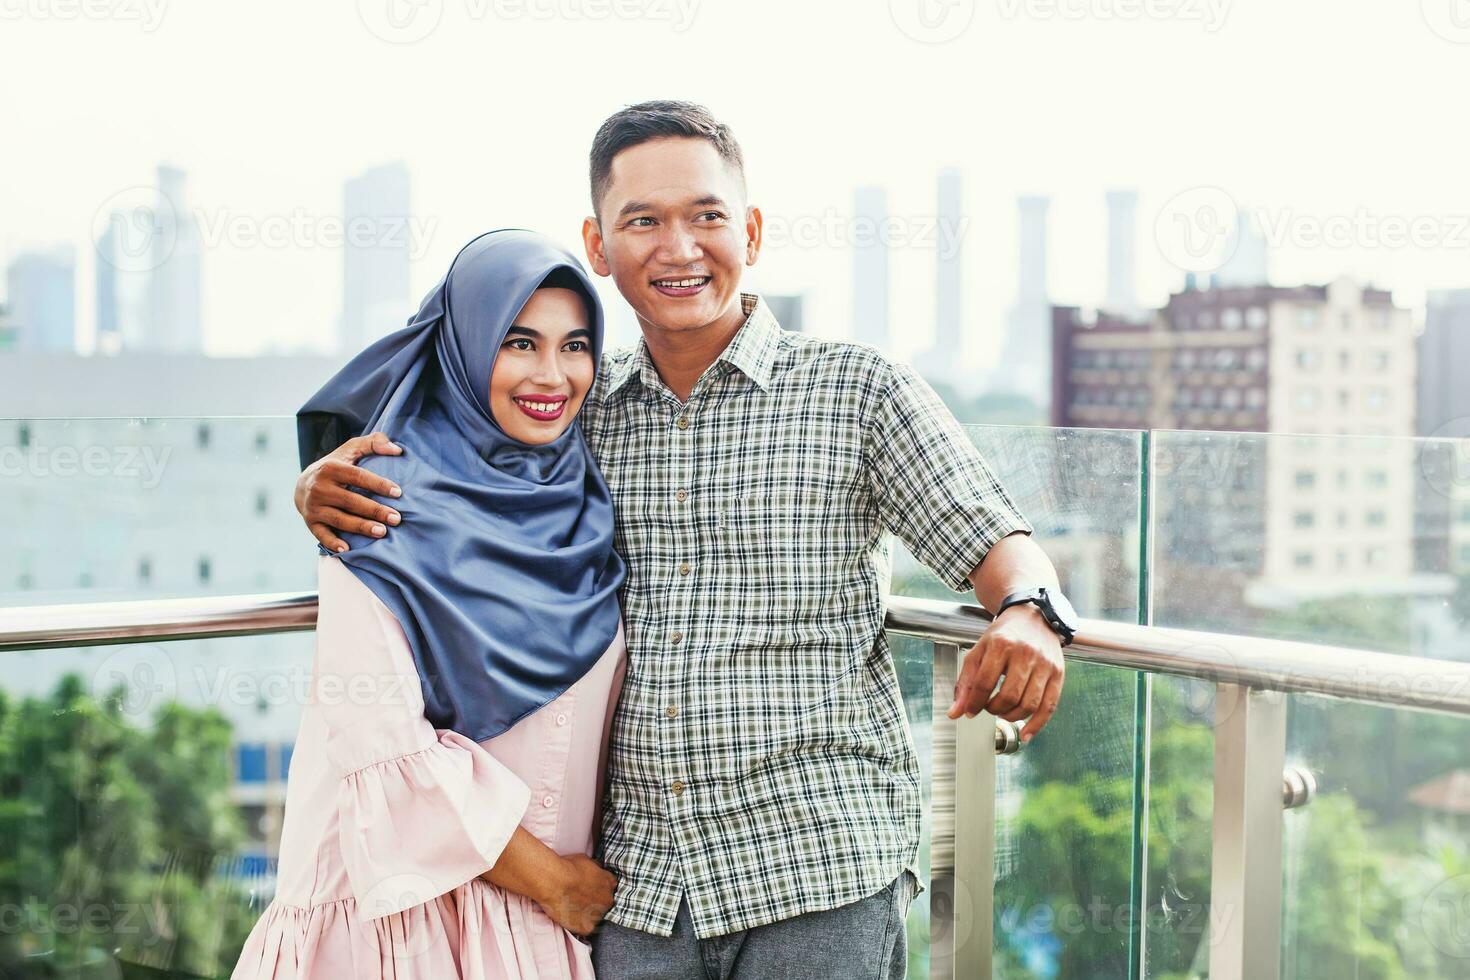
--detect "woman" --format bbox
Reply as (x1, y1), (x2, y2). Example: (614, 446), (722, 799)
(232, 230), (627, 979)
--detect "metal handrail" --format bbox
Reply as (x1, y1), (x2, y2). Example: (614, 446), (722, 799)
(3, 591), (1469, 717)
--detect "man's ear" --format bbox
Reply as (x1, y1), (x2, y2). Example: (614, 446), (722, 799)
(744, 205), (763, 266)
(582, 216), (612, 278)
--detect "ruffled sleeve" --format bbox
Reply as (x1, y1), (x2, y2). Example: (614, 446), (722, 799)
(312, 555), (532, 921)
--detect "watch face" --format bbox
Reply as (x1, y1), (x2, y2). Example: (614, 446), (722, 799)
(1043, 588), (1080, 631)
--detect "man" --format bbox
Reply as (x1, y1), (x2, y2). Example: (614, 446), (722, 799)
(294, 100), (1074, 978)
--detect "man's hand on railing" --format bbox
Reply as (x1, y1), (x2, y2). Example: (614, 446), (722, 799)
(946, 602), (1065, 744)
(295, 432), (404, 554)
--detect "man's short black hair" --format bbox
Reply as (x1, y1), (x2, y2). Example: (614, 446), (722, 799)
(589, 100), (746, 218)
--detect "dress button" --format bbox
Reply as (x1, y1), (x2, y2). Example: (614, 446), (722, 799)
(678, 562), (691, 576)
(670, 780), (685, 797)
(675, 488), (689, 502)
(670, 631), (683, 644)
(542, 795), (554, 808)
(556, 713), (567, 726)
(676, 416), (690, 429)
(666, 704), (678, 718)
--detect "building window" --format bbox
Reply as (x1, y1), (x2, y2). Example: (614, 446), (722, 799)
(255, 429), (269, 453)
(1295, 387), (1320, 411)
(1221, 308), (1243, 330)
(1338, 350), (1352, 370)
(1365, 546), (1386, 568)
(1295, 349), (1322, 370)
(1216, 349), (1238, 369)
(1222, 388), (1242, 409)
(1366, 388), (1389, 413)
(1295, 470), (1316, 489)
(139, 557), (152, 584)
(1245, 387), (1266, 408)
(1198, 310), (1216, 329)
(18, 572), (34, 590)
(1246, 307), (1268, 330)
(1293, 551), (1315, 569)
(1338, 389), (1352, 410)
(197, 423), (211, 450)
(1366, 469), (1389, 489)
(1369, 350), (1390, 371)
(1340, 312), (1353, 332)
(198, 557), (211, 584)
(17, 422), (30, 449)
(1365, 510), (1386, 528)
(1293, 510), (1315, 528)
(1297, 308), (1320, 330)
(1245, 348), (1267, 370)
(255, 489), (269, 516)
(1178, 349), (1197, 369)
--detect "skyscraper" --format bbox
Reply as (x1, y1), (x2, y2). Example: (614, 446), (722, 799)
(6, 247), (76, 353)
(763, 292), (806, 333)
(989, 195), (1051, 408)
(1105, 189), (1138, 315)
(915, 168), (965, 387)
(851, 185), (889, 351)
(148, 164), (204, 352)
(1214, 209), (1270, 287)
(95, 222), (121, 355)
(342, 161), (412, 355)
(1416, 289), (1470, 437)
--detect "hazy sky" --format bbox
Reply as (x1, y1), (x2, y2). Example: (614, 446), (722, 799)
(3, 0), (1468, 368)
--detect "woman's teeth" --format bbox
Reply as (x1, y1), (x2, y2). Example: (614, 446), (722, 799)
(514, 398), (564, 412)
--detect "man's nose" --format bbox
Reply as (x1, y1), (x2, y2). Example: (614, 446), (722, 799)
(656, 221), (702, 266)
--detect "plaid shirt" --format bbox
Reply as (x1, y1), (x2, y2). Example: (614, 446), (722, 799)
(580, 293), (1032, 938)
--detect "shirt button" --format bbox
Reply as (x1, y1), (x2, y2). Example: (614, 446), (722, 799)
(675, 489), (688, 502)
(678, 562), (691, 576)
(541, 795), (554, 808)
(670, 630), (683, 644)
(671, 780), (685, 797)
(666, 704), (679, 718)
(676, 416), (690, 429)
(556, 713), (567, 726)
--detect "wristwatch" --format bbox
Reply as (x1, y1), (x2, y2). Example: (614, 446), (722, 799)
(995, 587), (1080, 647)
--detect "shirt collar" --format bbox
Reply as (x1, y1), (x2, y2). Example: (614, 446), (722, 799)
(605, 292), (782, 399)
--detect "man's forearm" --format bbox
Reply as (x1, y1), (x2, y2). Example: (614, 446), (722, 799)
(967, 531), (1059, 614)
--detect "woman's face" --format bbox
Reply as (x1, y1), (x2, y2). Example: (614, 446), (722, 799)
(488, 286), (596, 445)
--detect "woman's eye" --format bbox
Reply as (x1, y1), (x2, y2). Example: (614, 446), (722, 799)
(505, 339), (533, 351)
(564, 341), (589, 352)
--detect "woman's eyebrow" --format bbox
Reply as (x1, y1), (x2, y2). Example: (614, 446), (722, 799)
(506, 325), (593, 339)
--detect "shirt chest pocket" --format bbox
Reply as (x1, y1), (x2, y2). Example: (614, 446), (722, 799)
(715, 489), (835, 570)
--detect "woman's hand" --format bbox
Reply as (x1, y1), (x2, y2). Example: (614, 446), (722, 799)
(538, 854), (617, 939)
(294, 432), (404, 553)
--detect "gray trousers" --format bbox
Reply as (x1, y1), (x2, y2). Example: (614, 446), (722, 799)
(591, 870), (918, 980)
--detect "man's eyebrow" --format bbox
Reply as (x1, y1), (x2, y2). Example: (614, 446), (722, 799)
(615, 195), (731, 220)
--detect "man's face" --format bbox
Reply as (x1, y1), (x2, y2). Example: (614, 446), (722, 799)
(583, 137), (761, 337)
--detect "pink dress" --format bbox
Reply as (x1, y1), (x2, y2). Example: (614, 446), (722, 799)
(231, 555), (627, 979)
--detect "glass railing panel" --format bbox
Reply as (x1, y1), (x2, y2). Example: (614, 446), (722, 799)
(891, 424), (1147, 978)
(2, 416), (315, 606)
(1278, 694), (1470, 978)
(1145, 428), (1470, 978)
(0, 631), (313, 977)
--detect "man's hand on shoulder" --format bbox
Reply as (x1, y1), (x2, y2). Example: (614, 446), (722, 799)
(295, 431), (404, 554)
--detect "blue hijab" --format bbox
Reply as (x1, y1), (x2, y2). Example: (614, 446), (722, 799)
(297, 229), (626, 742)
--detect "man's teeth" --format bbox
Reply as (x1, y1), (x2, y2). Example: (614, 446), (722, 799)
(515, 398), (563, 412)
(656, 277), (709, 288)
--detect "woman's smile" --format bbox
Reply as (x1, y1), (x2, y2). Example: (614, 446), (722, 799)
(513, 394), (569, 422)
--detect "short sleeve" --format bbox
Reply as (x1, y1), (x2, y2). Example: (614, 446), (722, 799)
(863, 362), (1033, 592)
(312, 555), (532, 920)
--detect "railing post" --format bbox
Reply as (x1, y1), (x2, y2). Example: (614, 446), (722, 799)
(1209, 683), (1287, 980)
(930, 642), (996, 980)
